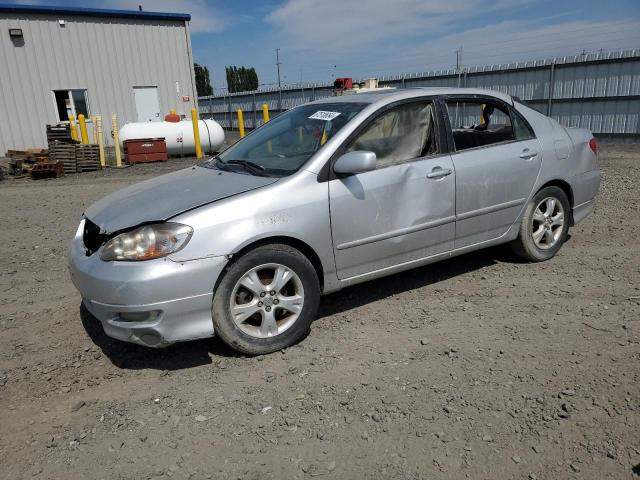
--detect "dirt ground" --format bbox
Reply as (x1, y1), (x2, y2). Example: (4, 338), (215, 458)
(0, 142), (638, 480)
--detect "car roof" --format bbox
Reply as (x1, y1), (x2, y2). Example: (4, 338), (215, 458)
(309, 87), (515, 107)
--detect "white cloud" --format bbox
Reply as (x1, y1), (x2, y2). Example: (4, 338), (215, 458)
(383, 18), (640, 72)
(106, 0), (224, 33)
(267, 0), (524, 52)
(272, 3), (640, 83)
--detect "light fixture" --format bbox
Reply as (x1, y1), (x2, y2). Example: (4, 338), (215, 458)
(8, 28), (23, 37)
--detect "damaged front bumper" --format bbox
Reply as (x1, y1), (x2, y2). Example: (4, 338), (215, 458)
(68, 222), (227, 348)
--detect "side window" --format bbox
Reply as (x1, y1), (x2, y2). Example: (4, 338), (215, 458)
(511, 109), (535, 140)
(347, 102), (437, 168)
(446, 100), (515, 151)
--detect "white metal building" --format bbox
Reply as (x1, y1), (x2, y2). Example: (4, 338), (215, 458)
(0, 4), (198, 153)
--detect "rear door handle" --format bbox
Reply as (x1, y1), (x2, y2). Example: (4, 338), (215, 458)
(427, 167), (453, 179)
(519, 149), (538, 159)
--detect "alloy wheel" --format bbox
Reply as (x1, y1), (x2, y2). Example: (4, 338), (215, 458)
(531, 196), (565, 250)
(230, 263), (305, 338)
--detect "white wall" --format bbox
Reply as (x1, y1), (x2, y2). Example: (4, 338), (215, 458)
(0, 12), (197, 152)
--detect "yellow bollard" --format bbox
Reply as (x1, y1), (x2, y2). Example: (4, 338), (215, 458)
(262, 104), (272, 152)
(237, 109), (245, 138)
(78, 114), (89, 144)
(191, 107), (203, 159)
(68, 115), (79, 141)
(111, 113), (122, 168)
(170, 108), (177, 115)
(96, 115), (105, 168)
(91, 115), (98, 144)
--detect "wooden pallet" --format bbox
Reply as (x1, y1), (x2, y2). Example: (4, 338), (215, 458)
(46, 124), (73, 144)
(49, 141), (77, 173)
(76, 145), (101, 172)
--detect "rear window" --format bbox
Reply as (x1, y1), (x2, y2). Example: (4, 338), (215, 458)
(512, 109), (535, 140)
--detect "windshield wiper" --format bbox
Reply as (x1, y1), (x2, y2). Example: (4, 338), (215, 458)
(225, 159), (267, 175)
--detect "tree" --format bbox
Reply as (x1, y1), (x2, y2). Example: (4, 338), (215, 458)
(225, 66), (259, 93)
(194, 63), (213, 96)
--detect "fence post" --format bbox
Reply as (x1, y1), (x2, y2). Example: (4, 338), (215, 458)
(311, 86), (315, 101)
(227, 96), (233, 131)
(402, 75), (406, 88)
(209, 97), (213, 120)
(278, 87), (283, 114)
(547, 63), (555, 116)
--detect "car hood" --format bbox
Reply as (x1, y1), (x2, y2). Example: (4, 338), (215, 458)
(84, 166), (279, 233)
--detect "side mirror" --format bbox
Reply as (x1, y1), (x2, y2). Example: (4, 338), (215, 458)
(333, 151), (376, 175)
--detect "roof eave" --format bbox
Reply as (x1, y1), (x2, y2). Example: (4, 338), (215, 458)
(0, 3), (190, 22)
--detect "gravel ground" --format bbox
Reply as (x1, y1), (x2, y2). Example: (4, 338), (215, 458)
(0, 142), (638, 480)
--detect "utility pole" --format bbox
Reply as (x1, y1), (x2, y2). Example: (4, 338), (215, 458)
(276, 48), (282, 112)
(456, 47), (462, 88)
(276, 48), (282, 88)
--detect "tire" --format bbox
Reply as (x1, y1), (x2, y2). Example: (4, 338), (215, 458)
(212, 244), (320, 355)
(510, 186), (570, 262)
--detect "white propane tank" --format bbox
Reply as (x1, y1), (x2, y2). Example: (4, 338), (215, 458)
(119, 120), (225, 156)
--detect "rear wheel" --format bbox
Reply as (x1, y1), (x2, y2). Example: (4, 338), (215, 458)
(212, 244), (320, 354)
(511, 186), (570, 262)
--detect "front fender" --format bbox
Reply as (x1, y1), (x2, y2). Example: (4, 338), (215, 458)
(168, 171), (338, 288)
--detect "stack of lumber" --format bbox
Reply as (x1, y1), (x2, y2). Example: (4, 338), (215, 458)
(6, 148), (49, 163)
(5, 148), (50, 176)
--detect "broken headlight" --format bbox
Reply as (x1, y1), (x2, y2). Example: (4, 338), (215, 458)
(100, 223), (193, 261)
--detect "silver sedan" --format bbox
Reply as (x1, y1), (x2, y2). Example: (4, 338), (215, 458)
(69, 88), (601, 354)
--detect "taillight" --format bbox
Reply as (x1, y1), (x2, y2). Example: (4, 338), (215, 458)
(589, 138), (598, 154)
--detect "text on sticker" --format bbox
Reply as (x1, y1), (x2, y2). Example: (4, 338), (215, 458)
(309, 111), (341, 121)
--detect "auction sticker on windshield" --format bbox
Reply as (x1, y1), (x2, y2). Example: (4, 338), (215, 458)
(309, 111), (341, 121)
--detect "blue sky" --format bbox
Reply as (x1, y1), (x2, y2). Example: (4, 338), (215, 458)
(9, 0), (640, 92)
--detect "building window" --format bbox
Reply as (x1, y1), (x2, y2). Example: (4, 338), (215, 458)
(53, 89), (90, 121)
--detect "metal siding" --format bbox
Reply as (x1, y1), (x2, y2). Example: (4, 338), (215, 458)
(202, 52), (640, 136)
(0, 12), (195, 153)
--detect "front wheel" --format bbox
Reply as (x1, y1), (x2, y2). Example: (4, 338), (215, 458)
(212, 244), (320, 354)
(511, 186), (570, 262)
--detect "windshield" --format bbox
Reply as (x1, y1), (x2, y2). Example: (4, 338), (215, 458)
(205, 102), (366, 176)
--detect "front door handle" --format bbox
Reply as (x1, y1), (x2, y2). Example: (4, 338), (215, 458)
(427, 167), (453, 179)
(519, 149), (538, 159)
